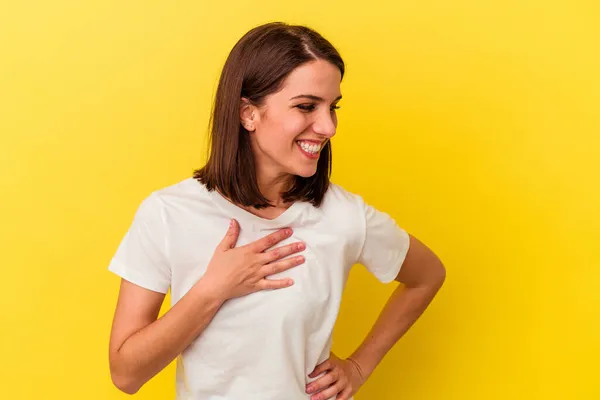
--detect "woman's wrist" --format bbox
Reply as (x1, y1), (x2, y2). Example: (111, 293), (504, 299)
(192, 275), (230, 306)
(347, 350), (378, 382)
(346, 356), (368, 384)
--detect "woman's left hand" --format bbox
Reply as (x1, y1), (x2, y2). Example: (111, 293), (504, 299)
(306, 353), (366, 400)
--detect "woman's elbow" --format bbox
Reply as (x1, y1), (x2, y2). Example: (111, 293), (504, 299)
(420, 255), (446, 290)
(110, 355), (143, 395)
(433, 259), (446, 288)
(111, 370), (142, 395)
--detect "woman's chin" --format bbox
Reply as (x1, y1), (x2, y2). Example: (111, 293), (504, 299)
(292, 165), (318, 178)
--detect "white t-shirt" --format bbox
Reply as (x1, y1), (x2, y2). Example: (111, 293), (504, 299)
(108, 177), (410, 399)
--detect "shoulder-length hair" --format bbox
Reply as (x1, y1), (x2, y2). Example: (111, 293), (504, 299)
(193, 22), (345, 209)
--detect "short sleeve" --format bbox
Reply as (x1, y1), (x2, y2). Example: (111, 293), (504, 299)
(357, 199), (411, 283)
(107, 192), (171, 294)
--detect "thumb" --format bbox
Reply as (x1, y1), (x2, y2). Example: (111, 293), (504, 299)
(219, 218), (239, 251)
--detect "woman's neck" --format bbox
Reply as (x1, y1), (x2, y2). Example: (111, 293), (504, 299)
(256, 172), (293, 207)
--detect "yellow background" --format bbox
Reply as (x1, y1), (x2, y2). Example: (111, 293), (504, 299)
(1, 1), (598, 399)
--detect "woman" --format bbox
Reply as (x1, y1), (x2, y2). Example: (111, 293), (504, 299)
(108, 22), (446, 400)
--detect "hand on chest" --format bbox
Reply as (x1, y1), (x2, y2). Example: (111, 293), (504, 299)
(171, 222), (353, 325)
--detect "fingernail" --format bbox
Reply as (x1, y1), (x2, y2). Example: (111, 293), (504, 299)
(298, 242), (305, 250)
(306, 385), (313, 393)
(230, 219), (235, 228)
(285, 228), (292, 235)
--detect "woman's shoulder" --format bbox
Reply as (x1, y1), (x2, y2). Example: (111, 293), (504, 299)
(152, 176), (206, 195)
(135, 177), (213, 216)
(320, 182), (367, 217)
(319, 183), (368, 252)
(323, 182), (364, 207)
(147, 177), (210, 202)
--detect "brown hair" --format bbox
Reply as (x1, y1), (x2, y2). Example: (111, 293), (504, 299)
(193, 22), (345, 209)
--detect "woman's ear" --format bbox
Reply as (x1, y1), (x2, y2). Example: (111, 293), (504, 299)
(240, 97), (256, 132)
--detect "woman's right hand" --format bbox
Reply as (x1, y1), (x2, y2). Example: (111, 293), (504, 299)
(202, 218), (306, 300)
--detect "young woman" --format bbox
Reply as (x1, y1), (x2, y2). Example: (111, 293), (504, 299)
(108, 22), (446, 400)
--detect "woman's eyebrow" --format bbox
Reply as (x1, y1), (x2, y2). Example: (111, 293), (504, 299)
(290, 94), (343, 102)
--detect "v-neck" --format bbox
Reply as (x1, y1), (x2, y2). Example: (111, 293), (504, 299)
(201, 181), (309, 229)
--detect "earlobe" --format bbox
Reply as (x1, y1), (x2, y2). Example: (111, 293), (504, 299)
(240, 97), (256, 132)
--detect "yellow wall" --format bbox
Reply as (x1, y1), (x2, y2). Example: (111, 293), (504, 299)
(1, 1), (598, 399)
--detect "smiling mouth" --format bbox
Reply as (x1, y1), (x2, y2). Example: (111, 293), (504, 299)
(296, 140), (323, 159)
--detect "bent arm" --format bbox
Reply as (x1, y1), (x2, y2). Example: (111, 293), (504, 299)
(108, 278), (224, 394)
(349, 234), (446, 379)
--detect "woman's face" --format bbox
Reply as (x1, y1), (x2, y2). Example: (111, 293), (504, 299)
(242, 59), (342, 180)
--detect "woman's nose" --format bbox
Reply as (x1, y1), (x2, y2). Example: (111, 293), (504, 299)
(313, 111), (337, 138)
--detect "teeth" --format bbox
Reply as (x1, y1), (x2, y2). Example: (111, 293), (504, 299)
(298, 141), (321, 154)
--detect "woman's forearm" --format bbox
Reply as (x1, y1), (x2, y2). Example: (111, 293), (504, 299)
(111, 278), (225, 394)
(348, 277), (445, 379)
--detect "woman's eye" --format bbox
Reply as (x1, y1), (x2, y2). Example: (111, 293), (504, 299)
(296, 104), (341, 112)
(296, 104), (316, 112)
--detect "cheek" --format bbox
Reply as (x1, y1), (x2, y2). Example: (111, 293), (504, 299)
(281, 114), (310, 143)
(257, 110), (310, 151)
